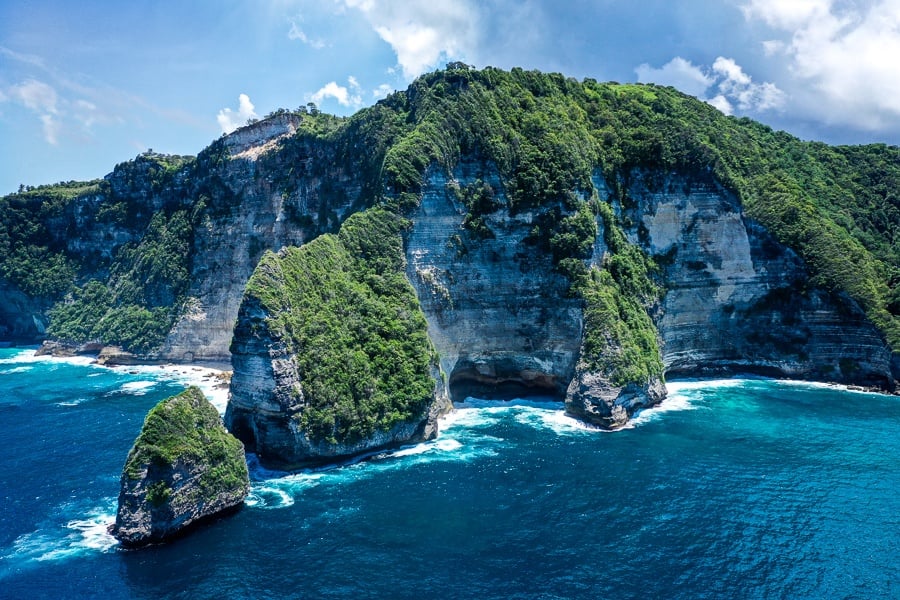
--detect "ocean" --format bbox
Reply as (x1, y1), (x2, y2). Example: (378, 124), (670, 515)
(0, 347), (897, 599)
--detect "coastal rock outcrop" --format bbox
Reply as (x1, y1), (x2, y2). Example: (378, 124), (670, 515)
(3, 67), (898, 440)
(614, 171), (896, 389)
(225, 209), (450, 469)
(110, 386), (249, 548)
(566, 371), (666, 429)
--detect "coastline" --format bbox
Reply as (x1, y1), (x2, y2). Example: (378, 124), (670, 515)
(116, 362), (231, 414)
(1, 347), (232, 413)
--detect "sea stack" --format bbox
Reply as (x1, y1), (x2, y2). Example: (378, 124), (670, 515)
(110, 386), (249, 548)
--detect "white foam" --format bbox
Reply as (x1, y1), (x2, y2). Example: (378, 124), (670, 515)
(4, 504), (117, 566)
(627, 389), (705, 428)
(0, 365), (34, 375)
(117, 380), (156, 395)
(64, 513), (117, 553)
(245, 486), (296, 509)
(391, 442), (437, 457)
(761, 378), (897, 397)
(0, 349), (96, 367)
(529, 408), (610, 434)
(433, 438), (463, 452)
(665, 378), (746, 394)
(140, 364), (231, 414)
(55, 398), (88, 407)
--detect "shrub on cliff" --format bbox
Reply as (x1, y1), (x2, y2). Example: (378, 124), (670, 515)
(244, 208), (437, 444)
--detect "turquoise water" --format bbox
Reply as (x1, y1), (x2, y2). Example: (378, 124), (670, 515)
(0, 347), (898, 599)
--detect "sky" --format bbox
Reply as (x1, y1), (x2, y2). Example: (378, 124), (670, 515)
(3, 0), (900, 194)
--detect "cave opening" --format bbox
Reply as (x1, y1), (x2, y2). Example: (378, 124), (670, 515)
(447, 363), (567, 403)
(226, 413), (258, 453)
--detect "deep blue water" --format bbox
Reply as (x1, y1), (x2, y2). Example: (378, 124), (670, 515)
(0, 347), (898, 599)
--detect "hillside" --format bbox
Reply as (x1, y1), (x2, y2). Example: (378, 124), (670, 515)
(1, 65), (898, 440)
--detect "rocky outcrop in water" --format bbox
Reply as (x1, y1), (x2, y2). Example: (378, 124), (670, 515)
(110, 387), (249, 548)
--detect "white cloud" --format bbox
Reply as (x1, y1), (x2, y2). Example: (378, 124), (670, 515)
(339, 0), (479, 79)
(635, 56), (784, 115)
(7, 79), (62, 143)
(742, 0), (832, 28)
(712, 57), (785, 111)
(761, 39), (785, 56)
(743, 0), (900, 130)
(707, 95), (734, 115)
(288, 21), (325, 48)
(40, 114), (60, 145)
(635, 57), (714, 97)
(9, 79), (58, 114)
(373, 83), (393, 99)
(309, 78), (363, 107)
(217, 93), (258, 134)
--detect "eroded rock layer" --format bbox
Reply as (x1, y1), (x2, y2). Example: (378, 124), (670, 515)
(615, 172), (894, 389)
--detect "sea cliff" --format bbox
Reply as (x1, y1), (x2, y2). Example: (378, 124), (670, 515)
(1, 66), (898, 447)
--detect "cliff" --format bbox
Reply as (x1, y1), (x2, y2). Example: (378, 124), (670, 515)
(2, 66), (899, 442)
(226, 209), (449, 468)
(110, 386), (249, 548)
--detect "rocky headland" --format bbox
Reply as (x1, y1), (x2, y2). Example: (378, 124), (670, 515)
(2, 66), (899, 465)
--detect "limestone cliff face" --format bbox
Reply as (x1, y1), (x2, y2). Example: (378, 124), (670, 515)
(160, 115), (362, 362)
(0, 279), (47, 342)
(0, 114), (365, 360)
(615, 171), (895, 388)
(111, 387), (249, 548)
(405, 163), (584, 401)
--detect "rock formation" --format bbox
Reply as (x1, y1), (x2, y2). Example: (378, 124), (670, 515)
(2, 66), (898, 444)
(111, 386), (249, 548)
(225, 209), (450, 468)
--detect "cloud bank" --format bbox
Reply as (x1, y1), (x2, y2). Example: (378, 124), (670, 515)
(743, 0), (900, 130)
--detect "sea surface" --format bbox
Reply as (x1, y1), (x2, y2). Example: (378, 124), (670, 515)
(0, 347), (897, 599)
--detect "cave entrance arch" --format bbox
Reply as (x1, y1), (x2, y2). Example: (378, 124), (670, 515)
(446, 357), (570, 403)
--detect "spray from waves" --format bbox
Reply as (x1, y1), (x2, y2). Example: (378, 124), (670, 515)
(122, 363), (230, 414)
(450, 399), (606, 436)
(243, 429), (497, 511)
(1, 502), (117, 577)
(244, 396), (704, 512)
(111, 380), (157, 395)
(0, 365), (34, 375)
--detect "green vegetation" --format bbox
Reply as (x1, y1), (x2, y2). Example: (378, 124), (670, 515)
(348, 64), (899, 350)
(561, 201), (664, 386)
(124, 387), (248, 501)
(46, 208), (195, 353)
(0, 184), (93, 297)
(3, 63), (899, 372)
(244, 208), (436, 444)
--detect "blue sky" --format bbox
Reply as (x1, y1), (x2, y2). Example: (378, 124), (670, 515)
(3, 0), (900, 194)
